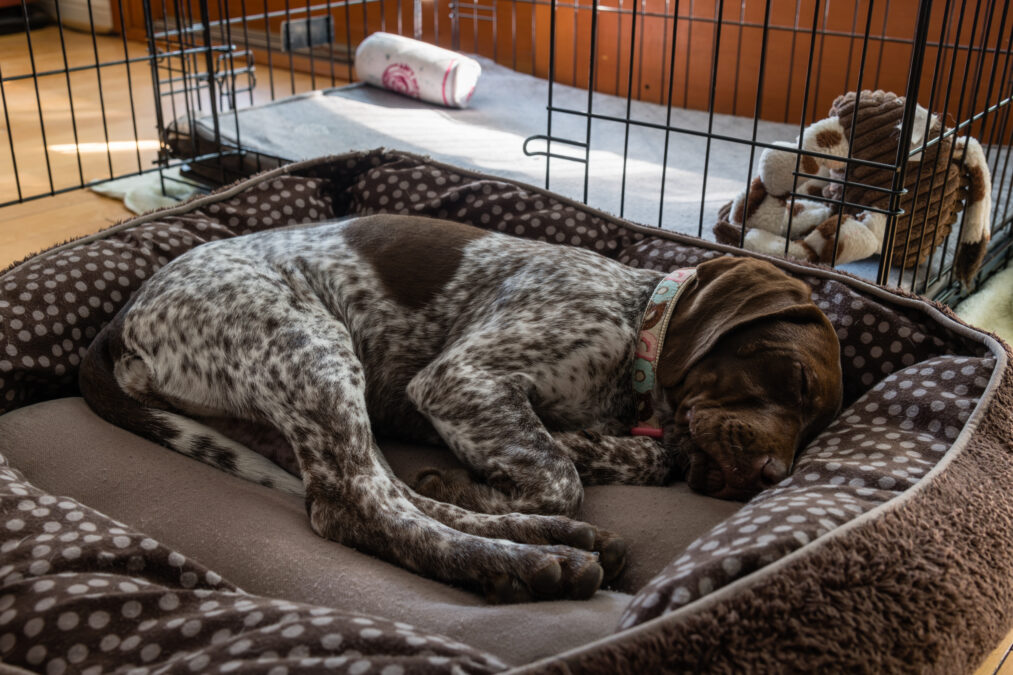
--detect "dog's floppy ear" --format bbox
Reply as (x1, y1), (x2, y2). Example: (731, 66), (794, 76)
(657, 257), (822, 387)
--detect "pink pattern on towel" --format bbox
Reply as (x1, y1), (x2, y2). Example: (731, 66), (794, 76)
(441, 59), (456, 106)
(382, 63), (420, 99)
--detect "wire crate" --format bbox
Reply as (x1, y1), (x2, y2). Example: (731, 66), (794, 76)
(1, 0), (1010, 301)
(527, 0), (1013, 298)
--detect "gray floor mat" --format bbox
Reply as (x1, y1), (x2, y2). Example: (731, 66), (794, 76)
(173, 55), (1002, 292)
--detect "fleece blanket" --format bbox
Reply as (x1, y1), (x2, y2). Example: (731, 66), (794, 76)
(0, 149), (1010, 673)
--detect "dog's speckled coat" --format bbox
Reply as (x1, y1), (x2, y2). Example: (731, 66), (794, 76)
(79, 214), (839, 602)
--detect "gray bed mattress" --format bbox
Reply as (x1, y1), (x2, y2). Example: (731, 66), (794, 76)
(167, 56), (938, 288)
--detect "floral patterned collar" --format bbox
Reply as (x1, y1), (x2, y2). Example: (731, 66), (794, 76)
(631, 268), (697, 438)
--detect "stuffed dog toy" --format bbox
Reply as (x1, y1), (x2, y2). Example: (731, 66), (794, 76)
(715, 90), (991, 287)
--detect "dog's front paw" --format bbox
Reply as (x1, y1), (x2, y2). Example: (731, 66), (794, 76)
(413, 467), (483, 508)
(542, 521), (626, 583)
(413, 466), (453, 496)
(485, 546), (603, 603)
(594, 530), (628, 582)
(413, 467), (505, 513)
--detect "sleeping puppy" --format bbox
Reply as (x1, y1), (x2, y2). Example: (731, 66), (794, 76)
(79, 215), (842, 603)
(656, 258), (844, 500)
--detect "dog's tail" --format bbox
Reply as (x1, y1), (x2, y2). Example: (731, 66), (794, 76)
(79, 315), (306, 497)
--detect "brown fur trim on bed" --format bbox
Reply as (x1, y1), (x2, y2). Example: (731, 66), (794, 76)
(523, 342), (1012, 674)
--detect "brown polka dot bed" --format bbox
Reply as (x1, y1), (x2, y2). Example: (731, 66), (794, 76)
(0, 149), (1011, 673)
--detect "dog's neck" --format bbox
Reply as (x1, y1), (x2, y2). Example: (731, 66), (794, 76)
(630, 268), (697, 437)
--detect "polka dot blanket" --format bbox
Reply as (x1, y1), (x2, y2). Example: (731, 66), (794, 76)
(0, 149), (1009, 672)
(0, 454), (505, 674)
(617, 243), (996, 627)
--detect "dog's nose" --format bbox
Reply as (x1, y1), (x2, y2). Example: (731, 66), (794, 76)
(758, 456), (789, 486)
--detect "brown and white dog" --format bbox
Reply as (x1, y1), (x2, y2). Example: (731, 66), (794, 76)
(79, 215), (843, 602)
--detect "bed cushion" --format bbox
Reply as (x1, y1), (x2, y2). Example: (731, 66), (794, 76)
(0, 148), (1010, 672)
(0, 418), (508, 675)
(0, 397), (739, 664)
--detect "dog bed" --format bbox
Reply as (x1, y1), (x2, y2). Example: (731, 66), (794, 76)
(0, 148), (1010, 672)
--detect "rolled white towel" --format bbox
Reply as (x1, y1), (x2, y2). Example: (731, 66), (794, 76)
(354, 32), (482, 108)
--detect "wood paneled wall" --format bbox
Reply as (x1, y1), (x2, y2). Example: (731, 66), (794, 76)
(119, 0), (1012, 130)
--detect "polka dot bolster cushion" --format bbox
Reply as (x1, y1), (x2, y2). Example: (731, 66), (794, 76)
(0, 148), (1010, 671)
(0, 175), (339, 413)
(347, 159), (649, 255)
(618, 353), (996, 628)
(0, 454), (506, 674)
(618, 240), (998, 627)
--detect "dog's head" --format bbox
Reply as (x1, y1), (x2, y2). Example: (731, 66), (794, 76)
(656, 257), (843, 500)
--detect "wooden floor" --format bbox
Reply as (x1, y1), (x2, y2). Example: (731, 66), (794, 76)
(0, 190), (133, 268)
(0, 24), (344, 267)
(982, 636), (1013, 674)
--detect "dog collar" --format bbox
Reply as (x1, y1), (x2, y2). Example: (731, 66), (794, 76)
(632, 268), (696, 438)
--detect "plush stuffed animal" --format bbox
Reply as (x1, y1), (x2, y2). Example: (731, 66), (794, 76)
(714, 90), (992, 286)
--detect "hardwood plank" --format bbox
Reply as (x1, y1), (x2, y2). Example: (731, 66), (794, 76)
(1, 24), (345, 261)
(1, 25), (336, 206)
(977, 625), (1013, 675)
(0, 190), (132, 268)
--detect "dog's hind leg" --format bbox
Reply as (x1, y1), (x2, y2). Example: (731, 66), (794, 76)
(232, 314), (606, 602)
(406, 350), (587, 518)
(87, 311), (603, 601)
(79, 303), (305, 496)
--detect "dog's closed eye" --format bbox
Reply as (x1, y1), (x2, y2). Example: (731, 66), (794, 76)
(796, 363), (810, 405)
(733, 339), (820, 408)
